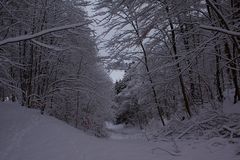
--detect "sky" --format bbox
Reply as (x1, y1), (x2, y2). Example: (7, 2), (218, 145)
(86, 1), (125, 82)
(109, 70), (125, 82)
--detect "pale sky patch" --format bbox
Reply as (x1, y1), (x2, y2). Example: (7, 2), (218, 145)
(86, 1), (125, 82)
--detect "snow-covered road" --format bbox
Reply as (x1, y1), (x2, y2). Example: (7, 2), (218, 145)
(0, 102), (239, 160)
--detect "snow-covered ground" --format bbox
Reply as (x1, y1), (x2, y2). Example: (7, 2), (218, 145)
(223, 90), (240, 114)
(0, 102), (239, 160)
(105, 121), (144, 140)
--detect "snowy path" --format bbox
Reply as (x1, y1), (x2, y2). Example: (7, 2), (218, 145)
(105, 122), (145, 140)
(0, 102), (239, 160)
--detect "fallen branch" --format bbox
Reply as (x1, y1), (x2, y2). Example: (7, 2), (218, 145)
(222, 125), (240, 139)
(176, 124), (195, 139)
(177, 115), (218, 139)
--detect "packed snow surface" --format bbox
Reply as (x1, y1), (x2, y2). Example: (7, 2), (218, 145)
(0, 102), (239, 160)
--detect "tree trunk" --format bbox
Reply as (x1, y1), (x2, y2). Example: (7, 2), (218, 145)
(128, 13), (165, 126)
(165, 4), (191, 117)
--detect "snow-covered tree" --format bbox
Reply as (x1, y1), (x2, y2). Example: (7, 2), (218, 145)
(96, 0), (240, 127)
(0, 0), (113, 135)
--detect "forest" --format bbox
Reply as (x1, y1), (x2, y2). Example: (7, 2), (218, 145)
(0, 0), (113, 135)
(99, 0), (240, 128)
(0, 0), (240, 160)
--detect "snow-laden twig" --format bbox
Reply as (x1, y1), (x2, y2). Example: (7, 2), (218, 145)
(31, 40), (67, 51)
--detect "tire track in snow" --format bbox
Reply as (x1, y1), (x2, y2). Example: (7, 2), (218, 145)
(1, 115), (41, 160)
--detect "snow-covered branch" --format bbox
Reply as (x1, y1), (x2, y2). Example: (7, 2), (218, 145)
(200, 25), (240, 37)
(0, 22), (89, 46)
(31, 40), (66, 51)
